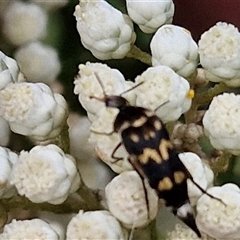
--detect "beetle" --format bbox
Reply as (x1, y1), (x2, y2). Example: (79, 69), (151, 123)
(89, 73), (211, 237)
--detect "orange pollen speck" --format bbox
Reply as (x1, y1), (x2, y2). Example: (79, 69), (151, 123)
(186, 89), (195, 99)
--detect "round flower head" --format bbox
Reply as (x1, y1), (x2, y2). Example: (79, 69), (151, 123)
(74, 0), (136, 60)
(134, 65), (193, 123)
(2, 1), (47, 46)
(0, 82), (68, 141)
(203, 93), (240, 155)
(14, 41), (61, 84)
(151, 24), (199, 79)
(179, 152), (214, 206)
(105, 171), (158, 229)
(0, 147), (18, 198)
(74, 62), (135, 122)
(0, 51), (25, 90)
(10, 144), (81, 204)
(126, 0), (174, 34)
(166, 223), (209, 240)
(199, 22), (240, 87)
(196, 183), (240, 239)
(66, 210), (128, 240)
(89, 107), (132, 173)
(0, 219), (59, 239)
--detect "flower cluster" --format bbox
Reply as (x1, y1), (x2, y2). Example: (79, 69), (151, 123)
(196, 184), (240, 239)
(126, 0), (174, 34)
(2, 1), (61, 86)
(0, 219), (61, 239)
(203, 93), (240, 155)
(199, 22), (240, 87)
(66, 210), (128, 240)
(74, 0), (136, 60)
(74, 62), (193, 173)
(10, 144), (81, 204)
(0, 82), (68, 141)
(151, 24), (199, 79)
(105, 171), (158, 229)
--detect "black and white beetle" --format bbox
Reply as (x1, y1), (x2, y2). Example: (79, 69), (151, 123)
(89, 73), (216, 237)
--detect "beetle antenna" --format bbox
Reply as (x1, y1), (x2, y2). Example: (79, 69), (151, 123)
(120, 81), (144, 97)
(154, 100), (169, 112)
(94, 73), (107, 97)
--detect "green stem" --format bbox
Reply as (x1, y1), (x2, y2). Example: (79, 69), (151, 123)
(127, 45), (152, 66)
(195, 82), (228, 106)
(185, 82), (229, 123)
(0, 203), (7, 228)
(76, 181), (104, 210)
(1, 182), (103, 215)
(34, 122), (70, 153)
(1, 195), (87, 214)
(132, 219), (157, 240)
(209, 151), (232, 176)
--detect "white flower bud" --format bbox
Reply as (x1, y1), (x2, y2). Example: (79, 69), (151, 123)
(105, 171), (158, 229)
(74, 62), (135, 122)
(0, 117), (10, 146)
(30, 0), (68, 10)
(0, 82), (68, 141)
(74, 0), (136, 60)
(196, 183), (240, 239)
(38, 212), (70, 240)
(179, 152), (214, 206)
(0, 51), (25, 90)
(0, 147), (18, 198)
(89, 107), (132, 173)
(199, 22), (240, 87)
(151, 25), (199, 79)
(68, 113), (112, 189)
(203, 93), (240, 155)
(166, 223), (209, 240)
(66, 210), (128, 240)
(0, 219), (60, 239)
(135, 65), (193, 123)
(126, 0), (174, 34)
(10, 144), (81, 204)
(14, 41), (61, 84)
(2, 1), (47, 46)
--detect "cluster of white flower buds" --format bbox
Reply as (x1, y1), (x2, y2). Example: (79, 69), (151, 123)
(72, 1), (240, 238)
(66, 210), (128, 239)
(1, 0), (64, 85)
(74, 62), (194, 173)
(0, 219), (61, 239)
(0, 46), (68, 144)
(1, 0), (240, 239)
(11, 144), (81, 204)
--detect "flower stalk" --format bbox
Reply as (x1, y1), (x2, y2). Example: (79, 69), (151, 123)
(1, 182), (103, 214)
(126, 45), (152, 66)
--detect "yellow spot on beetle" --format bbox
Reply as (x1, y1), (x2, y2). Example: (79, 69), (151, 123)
(159, 139), (173, 161)
(132, 116), (147, 127)
(158, 177), (173, 191)
(143, 130), (156, 140)
(139, 148), (161, 164)
(130, 133), (140, 143)
(144, 109), (154, 117)
(174, 171), (186, 184)
(154, 119), (162, 130)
